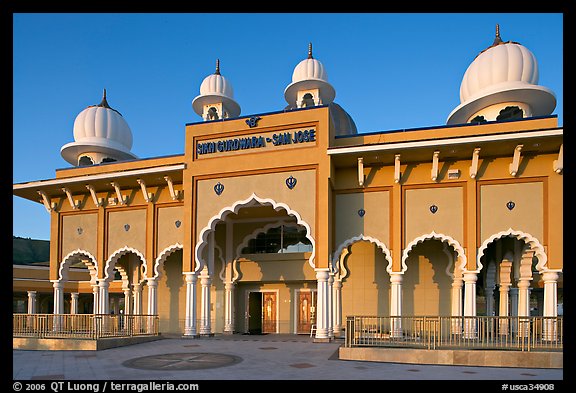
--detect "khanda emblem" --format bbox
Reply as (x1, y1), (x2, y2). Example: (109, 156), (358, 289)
(214, 182), (224, 196)
(246, 116), (261, 128)
(286, 176), (297, 190)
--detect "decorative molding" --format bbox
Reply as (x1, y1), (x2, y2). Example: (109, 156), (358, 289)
(37, 190), (56, 212)
(285, 176), (297, 190)
(358, 208), (366, 217)
(469, 147), (481, 179)
(245, 116), (261, 128)
(86, 184), (104, 207)
(58, 249), (98, 283)
(477, 228), (558, 274)
(61, 187), (80, 209)
(402, 231), (467, 275)
(195, 193), (316, 273)
(431, 151), (440, 182)
(394, 154), (401, 183)
(553, 144), (563, 174)
(429, 205), (438, 214)
(357, 157), (364, 187)
(509, 144), (523, 177)
(136, 179), (154, 203)
(164, 176), (182, 200)
(104, 246), (147, 282)
(214, 182), (225, 196)
(153, 243), (183, 279)
(331, 234), (393, 274)
(110, 182), (127, 205)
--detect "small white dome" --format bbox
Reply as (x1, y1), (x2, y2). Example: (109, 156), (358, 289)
(284, 43), (336, 107)
(192, 59), (240, 118)
(61, 90), (137, 166)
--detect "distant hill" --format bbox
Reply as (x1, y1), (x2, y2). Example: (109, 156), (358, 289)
(13, 236), (50, 265)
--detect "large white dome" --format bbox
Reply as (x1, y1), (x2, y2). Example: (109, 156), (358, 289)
(447, 25), (556, 125)
(61, 90), (137, 166)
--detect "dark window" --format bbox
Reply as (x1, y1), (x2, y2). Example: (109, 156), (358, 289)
(241, 225), (312, 254)
(302, 93), (315, 108)
(470, 115), (487, 124)
(78, 156), (94, 166)
(496, 106), (523, 121)
(101, 157), (117, 163)
(207, 107), (219, 120)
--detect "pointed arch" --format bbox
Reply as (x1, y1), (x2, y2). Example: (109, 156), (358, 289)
(58, 249), (98, 283)
(402, 231), (467, 274)
(195, 193), (315, 273)
(104, 246), (147, 282)
(153, 243), (183, 279)
(477, 228), (554, 273)
(331, 234), (393, 274)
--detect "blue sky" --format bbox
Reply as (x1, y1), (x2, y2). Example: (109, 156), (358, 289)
(12, 13), (564, 240)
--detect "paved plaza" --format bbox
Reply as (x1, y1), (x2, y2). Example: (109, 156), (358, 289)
(12, 334), (565, 385)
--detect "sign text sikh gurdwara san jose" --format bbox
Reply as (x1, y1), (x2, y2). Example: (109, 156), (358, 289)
(196, 127), (316, 157)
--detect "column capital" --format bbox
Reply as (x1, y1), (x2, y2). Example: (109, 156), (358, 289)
(224, 281), (236, 290)
(27, 290), (38, 296)
(315, 269), (329, 281)
(51, 280), (64, 289)
(184, 272), (198, 283)
(542, 271), (560, 283)
(463, 271), (478, 283)
(71, 292), (80, 298)
(98, 280), (110, 288)
(389, 272), (404, 284)
(146, 278), (158, 287)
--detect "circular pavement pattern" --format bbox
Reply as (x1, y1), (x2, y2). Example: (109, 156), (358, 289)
(122, 352), (243, 371)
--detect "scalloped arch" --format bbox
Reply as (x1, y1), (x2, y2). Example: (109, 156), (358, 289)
(402, 232), (467, 274)
(331, 234), (393, 274)
(477, 228), (551, 273)
(104, 246), (147, 282)
(153, 243), (183, 279)
(235, 220), (302, 258)
(195, 193), (315, 273)
(58, 249), (98, 282)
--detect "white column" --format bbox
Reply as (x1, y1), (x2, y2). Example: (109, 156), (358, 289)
(463, 271), (477, 338)
(52, 281), (64, 315)
(314, 269), (330, 341)
(27, 291), (37, 314)
(485, 286), (495, 317)
(132, 283), (143, 314)
(389, 273), (403, 337)
(517, 280), (531, 317)
(499, 281), (511, 335)
(184, 272), (198, 337)
(199, 274), (212, 335)
(123, 288), (132, 315)
(542, 271), (559, 341)
(146, 278), (158, 315)
(451, 275), (463, 334)
(224, 282), (236, 334)
(70, 293), (79, 314)
(327, 273), (334, 338)
(332, 279), (343, 337)
(98, 281), (109, 314)
(92, 284), (100, 314)
(52, 281), (64, 331)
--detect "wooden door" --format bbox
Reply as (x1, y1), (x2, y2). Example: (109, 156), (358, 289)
(297, 291), (316, 334)
(262, 292), (277, 333)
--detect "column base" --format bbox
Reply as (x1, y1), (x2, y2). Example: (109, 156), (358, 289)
(313, 337), (333, 343)
(223, 331), (235, 335)
(182, 334), (200, 339)
(200, 333), (215, 337)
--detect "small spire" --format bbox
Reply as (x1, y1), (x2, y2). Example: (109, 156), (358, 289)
(215, 59), (221, 75)
(492, 23), (503, 45)
(98, 88), (111, 108)
(308, 42), (313, 59)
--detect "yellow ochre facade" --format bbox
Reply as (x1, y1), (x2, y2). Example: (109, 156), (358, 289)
(13, 29), (563, 341)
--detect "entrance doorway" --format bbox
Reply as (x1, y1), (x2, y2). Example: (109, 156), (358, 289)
(247, 291), (277, 334)
(296, 290), (317, 334)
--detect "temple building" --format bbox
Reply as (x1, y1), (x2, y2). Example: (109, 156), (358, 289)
(13, 26), (563, 341)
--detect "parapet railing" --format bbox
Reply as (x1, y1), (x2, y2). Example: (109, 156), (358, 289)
(344, 315), (562, 352)
(13, 314), (159, 339)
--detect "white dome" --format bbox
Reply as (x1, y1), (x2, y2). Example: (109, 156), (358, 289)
(199, 72), (235, 98)
(291, 57), (329, 84)
(73, 105), (133, 150)
(447, 25), (556, 125)
(460, 42), (539, 103)
(192, 59), (240, 118)
(61, 90), (136, 166)
(284, 43), (335, 107)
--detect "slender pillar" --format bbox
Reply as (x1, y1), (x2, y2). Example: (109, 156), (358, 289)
(485, 286), (495, 317)
(314, 269), (331, 342)
(224, 281), (236, 334)
(463, 271), (477, 338)
(123, 288), (132, 315)
(327, 273), (334, 338)
(70, 293), (79, 314)
(183, 272), (198, 337)
(542, 271), (559, 341)
(451, 274), (463, 334)
(98, 281), (110, 315)
(199, 274), (212, 335)
(52, 281), (64, 331)
(92, 284), (100, 314)
(389, 273), (403, 337)
(332, 279), (343, 337)
(498, 260), (512, 335)
(27, 291), (37, 314)
(132, 283), (143, 314)
(146, 279), (158, 315)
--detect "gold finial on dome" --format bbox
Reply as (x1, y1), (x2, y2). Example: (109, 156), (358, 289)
(98, 88), (111, 108)
(215, 59), (221, 75)
(492, 23), (503, 45)
(308, 42), (313, 59)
